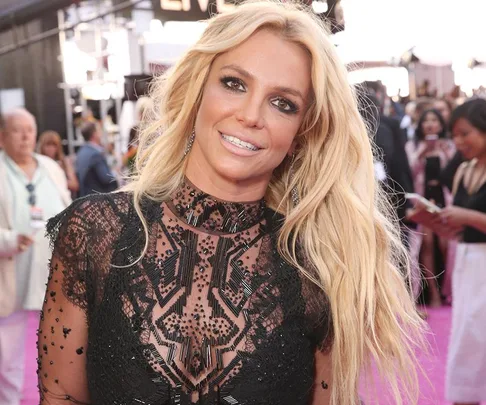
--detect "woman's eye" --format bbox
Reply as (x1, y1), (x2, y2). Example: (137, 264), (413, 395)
(222, 77), (245, 92)
(271, 98), (297, 113)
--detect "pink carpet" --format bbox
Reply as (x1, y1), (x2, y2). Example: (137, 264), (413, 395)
(360, 306), (453, 405)
(21, 307), (463, 405)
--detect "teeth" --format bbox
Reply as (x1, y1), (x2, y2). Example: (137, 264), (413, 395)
(221, 134), (259, 151)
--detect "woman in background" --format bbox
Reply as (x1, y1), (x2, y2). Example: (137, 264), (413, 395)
(37, 130), (79, 195)
(406, 109), (455, 306)
(438, 98), (486, 405)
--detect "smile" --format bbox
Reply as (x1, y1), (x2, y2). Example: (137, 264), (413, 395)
(220, 133), (260, 151)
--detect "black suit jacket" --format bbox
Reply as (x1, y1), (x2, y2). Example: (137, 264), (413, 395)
(375, 116), (414, 222)
(76, 144), (119, 197)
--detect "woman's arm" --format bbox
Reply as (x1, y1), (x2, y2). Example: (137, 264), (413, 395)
(311, 349), (332, 405)
(439, 206), (486, 235)
(465, 209), (486, 234)
(38, 205), (92, 404)
(122, 146), (137, 167)
(64, 157), (80, 193)
(38, 258), (90, 404)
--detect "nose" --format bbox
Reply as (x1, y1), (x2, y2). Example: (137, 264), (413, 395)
(20, 129), (30, 139)
(235, 95), (265, 129)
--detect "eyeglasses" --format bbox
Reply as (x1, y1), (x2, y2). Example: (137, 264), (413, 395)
(26, 183), (36, 206)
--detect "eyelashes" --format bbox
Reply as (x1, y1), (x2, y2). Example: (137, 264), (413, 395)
(220, 76), (246, 93)
(270, 98), (298, 114)
(219, 76), (299, 115)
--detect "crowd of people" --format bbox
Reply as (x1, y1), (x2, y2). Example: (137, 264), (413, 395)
(0, 108), (120, 405)
(361, 86), (486, 404)
(0, 2), (485, 405)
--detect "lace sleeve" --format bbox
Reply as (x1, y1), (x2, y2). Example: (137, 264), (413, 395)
(307, 290), (333, 352)
(296, 247), (333, 352)
(38, 199), (93, 404)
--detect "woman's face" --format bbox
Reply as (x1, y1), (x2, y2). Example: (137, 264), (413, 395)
(452, 118), (486, 161)
(42, 142), (58, 159)
(189, 29), (312, 196)
(421, 112), (443, 136)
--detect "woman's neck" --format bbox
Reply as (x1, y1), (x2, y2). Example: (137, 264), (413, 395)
(476, 154), (486, 168)
(185, 159), (269, 203)
(169, 177), (266, 234)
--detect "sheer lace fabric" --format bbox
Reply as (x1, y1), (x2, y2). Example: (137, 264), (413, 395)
(38, 181), (331, 405)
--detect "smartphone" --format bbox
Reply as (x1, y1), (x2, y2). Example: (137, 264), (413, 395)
(405, 193), (442, 213)
(425, 134), (439, 142)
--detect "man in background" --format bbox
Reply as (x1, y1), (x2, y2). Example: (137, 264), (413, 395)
(76, 122), (118, 197)
(358, 86), (415, 220)
(0, 108), (71, 405)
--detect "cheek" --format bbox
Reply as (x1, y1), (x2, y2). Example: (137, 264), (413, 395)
(478, 136), (486, 151)
(271, 127), (297, 152)
(267, 114), (300, 148)
(197, 86), (234, 126)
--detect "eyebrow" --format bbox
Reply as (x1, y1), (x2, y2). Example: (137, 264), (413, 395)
(220, 64), (305, 101)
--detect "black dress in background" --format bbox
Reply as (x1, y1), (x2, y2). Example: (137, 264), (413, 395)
(421, 156), (447, 301)
(453, 177), (486, 243)
(38, 180), (331, 405)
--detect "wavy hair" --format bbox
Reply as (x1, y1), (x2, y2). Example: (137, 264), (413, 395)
(37, 130), (65, 163)
(123, 1), (426, 404)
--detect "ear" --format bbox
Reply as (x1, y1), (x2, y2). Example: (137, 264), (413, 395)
(287, 139), (298, 157)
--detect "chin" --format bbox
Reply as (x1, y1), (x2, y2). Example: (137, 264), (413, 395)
(211, 160), (257, 181)
(215, 166), (253, 182)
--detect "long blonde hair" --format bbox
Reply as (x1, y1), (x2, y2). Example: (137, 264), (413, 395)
(124, 1), (426, 404)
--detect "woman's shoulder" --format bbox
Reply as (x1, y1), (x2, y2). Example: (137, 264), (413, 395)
(66, 191), (132, 217)
(46, 192), (134, 243)
(455, 160), (475, 180)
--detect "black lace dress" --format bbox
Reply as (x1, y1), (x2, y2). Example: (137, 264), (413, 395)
(38, 180), (331, 405)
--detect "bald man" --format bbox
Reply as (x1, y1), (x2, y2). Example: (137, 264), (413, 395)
(0, 109), (71, 405)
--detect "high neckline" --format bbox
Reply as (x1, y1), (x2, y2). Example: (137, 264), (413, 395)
(168, 178), (266, 234)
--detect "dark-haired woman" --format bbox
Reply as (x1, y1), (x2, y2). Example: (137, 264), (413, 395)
(406, 109), (455, 307)
(439, 98), (486, 405)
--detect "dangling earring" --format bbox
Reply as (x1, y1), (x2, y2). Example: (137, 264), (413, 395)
(290, 152), (300, 206)
(184, 129), (195, 157)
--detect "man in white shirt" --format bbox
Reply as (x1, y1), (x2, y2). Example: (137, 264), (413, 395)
(0, 108), (71, 405)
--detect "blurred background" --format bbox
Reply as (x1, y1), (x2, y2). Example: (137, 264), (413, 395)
(1, 0), (485, 160)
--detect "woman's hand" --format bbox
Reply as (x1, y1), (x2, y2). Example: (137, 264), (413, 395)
(439, 206), (472, 228)
(417, 140), (440, 159)
(416, 142), (430, 159)
(406, 205), (464, 240)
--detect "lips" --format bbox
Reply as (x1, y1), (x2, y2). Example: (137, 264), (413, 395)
(220, 133), (261, 151)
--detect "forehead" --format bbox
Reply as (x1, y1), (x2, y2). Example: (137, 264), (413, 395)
(424, 112), (439, 120)
(452, 117), (474, 132)
(5, 113), (35, 129)
(213, 29), (312, 95)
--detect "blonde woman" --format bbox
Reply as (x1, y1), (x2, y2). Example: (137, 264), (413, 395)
(37, 130), (79, 194)
(37, 2), (425, 405)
